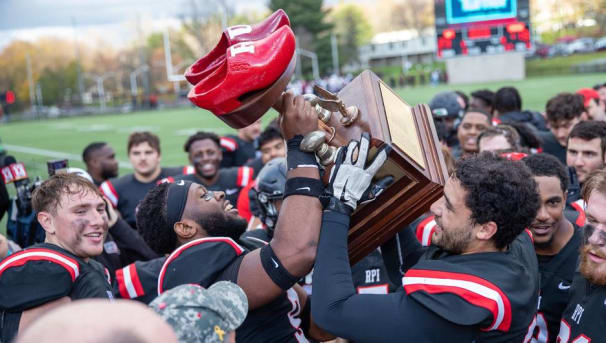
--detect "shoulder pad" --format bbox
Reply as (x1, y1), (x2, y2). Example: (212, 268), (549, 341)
(99, 180), (119, 207)
(239, 229), (271, 250)
(236, 166), (254, 187)
(415, 215), (436, 247)
(158, 237), (244, 294)
(403, 266), (512, 332)
(114, 257), (166, 304)
(0, 248), (80, 311)
(221, 137), (238, 152)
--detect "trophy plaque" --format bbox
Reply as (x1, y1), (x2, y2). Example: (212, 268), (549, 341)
(314, 70), (448, 264)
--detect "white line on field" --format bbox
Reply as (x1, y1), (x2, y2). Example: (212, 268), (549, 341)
(3, 144), (133, 169)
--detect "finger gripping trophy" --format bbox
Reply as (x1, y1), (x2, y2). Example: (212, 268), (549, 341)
(185, 9), (448, 264)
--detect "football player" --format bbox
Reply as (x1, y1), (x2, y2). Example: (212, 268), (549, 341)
(175, 131), (253, 206)
(556, 169), (606, 342)
(82, 142), (119, 186)
(0, 174), (113, 342)
(523, 154), (582, 343)
(99, 132), (188, 228)
(312, 153), (541, 342)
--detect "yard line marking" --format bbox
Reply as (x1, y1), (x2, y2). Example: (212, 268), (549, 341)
(3, 144), (133, 169)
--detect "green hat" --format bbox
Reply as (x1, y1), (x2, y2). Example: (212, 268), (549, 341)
(150, 282), (248, 343)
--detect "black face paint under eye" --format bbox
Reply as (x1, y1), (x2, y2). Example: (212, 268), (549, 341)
(584, 224), (606, 245)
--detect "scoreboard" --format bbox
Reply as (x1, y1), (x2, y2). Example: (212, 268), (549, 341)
(434, 0), (531, 58)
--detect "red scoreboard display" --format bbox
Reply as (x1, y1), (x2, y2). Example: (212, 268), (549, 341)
(435, 0), (531, 58)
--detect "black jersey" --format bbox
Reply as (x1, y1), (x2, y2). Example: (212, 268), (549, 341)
(113, 257), (166, 304)
(312, 211), (540, 343)
(158, 237), (308, 343)
(220, 135), (258, 168)
(351, 249), (398, 294)
(0, 243), (112, 342)
(556, 273), (606, 343)
(174, 166), (253, 206)
(530, 225), (582, 343)
(100, 167), (187, 228)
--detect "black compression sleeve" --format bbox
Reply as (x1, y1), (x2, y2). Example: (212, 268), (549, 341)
(311, 211), (475, 342)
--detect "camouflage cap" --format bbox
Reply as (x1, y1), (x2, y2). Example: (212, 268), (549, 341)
(150, 281), (248, 343)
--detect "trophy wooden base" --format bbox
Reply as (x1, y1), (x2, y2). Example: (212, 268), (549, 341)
(315, 71), (448, 264)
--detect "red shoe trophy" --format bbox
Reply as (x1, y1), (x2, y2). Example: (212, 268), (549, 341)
(187, 10), (447, 264)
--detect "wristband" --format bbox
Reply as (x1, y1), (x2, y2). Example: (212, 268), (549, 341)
(260, 244), (299, 290)
(284, 177), (324, 199)
(287, 135), (318, 170)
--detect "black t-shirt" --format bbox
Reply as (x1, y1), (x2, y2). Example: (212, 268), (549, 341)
(0, 243), (112, 342)
(556, 273), (606, 342)
(531, 225), (582, 343)
(100, 167), (186, 228)
(158, 237), (307, 343)
(175, 166), (253, 206)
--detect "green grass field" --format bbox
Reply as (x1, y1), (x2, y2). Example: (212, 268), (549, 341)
(1, 72), (605, 234)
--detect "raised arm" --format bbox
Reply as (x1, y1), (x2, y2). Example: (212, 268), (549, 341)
(237, 92), (323, 309)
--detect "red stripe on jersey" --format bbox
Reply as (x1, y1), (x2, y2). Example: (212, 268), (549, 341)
(157, 237), (244, 294)
(182, 166), (195, 175)
(220, 137), (237, 152)
(403, 269), (512, 332)
(0, 248), (80, 281)
(157, 176), (175, 185)
(237, 167), (253, 187)
(570, 202), (586, 227)
(129, 263), (145, 296)
(416, 216), (436, 246)
(100, 180), (119, 207)
(115, 267), (130, 299)
(524, 229), (534, 244)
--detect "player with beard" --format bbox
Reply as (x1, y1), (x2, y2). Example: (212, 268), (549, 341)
(175, 131), (253, 206)
(82, 142), (119, 186)
(522, 154), (582, 343)
(0, 174), (113, 342)
(556, 170), (606, 342)
(115, 93), (337, 342)
(99, 132), (187, 228)
(312, 153), (541, 342)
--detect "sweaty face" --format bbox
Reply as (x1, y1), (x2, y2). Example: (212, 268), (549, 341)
(430, 177), (475, 254)
(457, 112), (489, 154)
(97, 145), (119, 179)
(529, 176), (566, 248)
(46, 187), (109, 258)
(189, 139), (222, 180)
(186, 184), (246, 241)
(478, 135), (513, 153)
(567, 137), (605, 184)
(239, 120), (262, 142)
(260, 138), (286, 164)
(129, 142), (161, 177)
(549, 117), (581, 147)
(580, 191), (606, 285)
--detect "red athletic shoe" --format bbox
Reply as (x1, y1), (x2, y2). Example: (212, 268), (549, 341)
(188, 25), (296, 116)
(185, 9), (290, 86)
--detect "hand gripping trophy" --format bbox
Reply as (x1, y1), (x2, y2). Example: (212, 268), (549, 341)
(184, 9), (448, 263)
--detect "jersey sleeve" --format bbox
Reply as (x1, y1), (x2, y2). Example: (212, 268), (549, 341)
(402, 261), (511, 332)
(71, 259), (113, 300)
(236, 166), (254, 188)
(157, 237), (245, 294)
(0, 248), (79, 311)
(99, 179), (119, 208)
(114, 257), (166, 304)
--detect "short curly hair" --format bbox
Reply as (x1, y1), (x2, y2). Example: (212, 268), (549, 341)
(136, 182), (176, 255)
(545, 93), (584, 123)
(494, 87), (522, 114)
(455, 153), (540, 250)
(183, 131), (221, 153)
(522, 153), (569, 193)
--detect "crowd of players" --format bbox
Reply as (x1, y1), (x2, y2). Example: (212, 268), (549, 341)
(0, 83), (606, 342)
